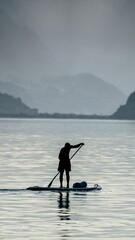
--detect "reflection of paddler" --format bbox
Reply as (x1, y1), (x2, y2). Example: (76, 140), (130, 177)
(58, 142), (84, 188)
(58, 192), (69, 209)
(58, 192), (70, 221)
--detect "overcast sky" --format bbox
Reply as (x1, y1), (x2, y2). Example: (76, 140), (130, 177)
(1, 0), (135, 94)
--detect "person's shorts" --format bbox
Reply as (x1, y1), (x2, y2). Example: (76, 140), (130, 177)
(58, 161), (71, 172)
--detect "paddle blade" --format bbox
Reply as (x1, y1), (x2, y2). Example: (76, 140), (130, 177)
(47, 172), (59, 187)
(48, 180), (53, 188)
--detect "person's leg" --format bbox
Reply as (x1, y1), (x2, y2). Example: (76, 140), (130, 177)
(60, 171), (64, 188)
(66, 171), (70, 188)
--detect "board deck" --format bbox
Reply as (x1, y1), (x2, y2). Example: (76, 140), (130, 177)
(27, 184), (101, 192)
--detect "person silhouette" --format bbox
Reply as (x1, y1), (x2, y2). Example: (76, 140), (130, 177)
(58, 142), (84, 188)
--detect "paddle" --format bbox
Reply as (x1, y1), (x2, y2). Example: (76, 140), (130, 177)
(48, 144), (83, 187)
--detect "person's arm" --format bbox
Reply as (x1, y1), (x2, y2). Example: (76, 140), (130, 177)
(70, 143), (84, 149)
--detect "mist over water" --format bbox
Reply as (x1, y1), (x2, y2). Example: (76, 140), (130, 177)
(0, 119), (134, 239)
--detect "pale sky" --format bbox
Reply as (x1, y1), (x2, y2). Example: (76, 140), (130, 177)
(1, 0), (135, 94)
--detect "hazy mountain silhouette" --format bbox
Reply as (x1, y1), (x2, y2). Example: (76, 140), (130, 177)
(1, 0), (135, 96)
(0, 80), (31, 104)
(0, 8), (127, 115)
(0, 73), (126, 115)
(36, 74), (126, 115)
(111, 91), (135, 119)
(0, 92), (38, 116)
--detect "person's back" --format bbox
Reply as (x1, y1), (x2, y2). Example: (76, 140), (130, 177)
(58, 142), (84, 188)
(59, 143), (70, 160)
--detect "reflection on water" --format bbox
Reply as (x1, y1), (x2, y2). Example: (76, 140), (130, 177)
(57, 192), (70, 221)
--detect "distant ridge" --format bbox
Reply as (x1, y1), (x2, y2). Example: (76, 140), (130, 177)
(0, 92), (38, 116)
(0, 73), (126, 115)
(34, 73), (126, 115)
(111, 91), (135, 120)
(0, 91), (135, 120)
(0, 9), (127, 115)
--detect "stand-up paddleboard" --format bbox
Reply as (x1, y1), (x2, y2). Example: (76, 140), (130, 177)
(26, 184), (101, 192)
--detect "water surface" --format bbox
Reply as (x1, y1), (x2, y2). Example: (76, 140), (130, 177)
(0, 119), (134, 239)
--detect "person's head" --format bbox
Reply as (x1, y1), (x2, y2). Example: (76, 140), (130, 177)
(65, 142), (70, 148)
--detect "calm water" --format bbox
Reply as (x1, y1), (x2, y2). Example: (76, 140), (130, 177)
(0, 119), (135, 239)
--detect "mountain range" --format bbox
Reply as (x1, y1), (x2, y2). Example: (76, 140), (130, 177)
(0, 73), (126, 115)
(0, 6), (127, 114)
(0, 90), (135, 120)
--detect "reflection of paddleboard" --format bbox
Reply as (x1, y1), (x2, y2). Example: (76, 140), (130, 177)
(26, 184), (102, 192)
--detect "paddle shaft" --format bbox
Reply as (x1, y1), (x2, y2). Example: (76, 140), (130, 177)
(48, 145), (83, 187)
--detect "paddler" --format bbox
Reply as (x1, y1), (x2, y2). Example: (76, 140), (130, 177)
(58, 142), (84, 188)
